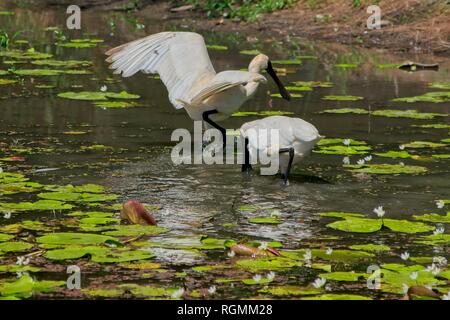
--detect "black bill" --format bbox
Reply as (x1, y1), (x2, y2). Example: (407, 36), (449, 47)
(266, 61), (291, 101)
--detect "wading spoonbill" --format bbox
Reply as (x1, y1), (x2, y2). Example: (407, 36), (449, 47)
(105, 32), (291, 148)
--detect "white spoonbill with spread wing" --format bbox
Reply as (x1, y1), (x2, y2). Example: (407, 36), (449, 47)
(105, 32), (290, 147)
(240, 116), (324, 184)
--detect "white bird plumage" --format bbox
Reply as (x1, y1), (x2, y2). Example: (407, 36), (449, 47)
(240, 116), (324, 183)
(105, 32), (290, 147)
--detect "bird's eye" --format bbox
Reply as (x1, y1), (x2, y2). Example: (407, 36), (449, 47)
(242, 82), (247, 86)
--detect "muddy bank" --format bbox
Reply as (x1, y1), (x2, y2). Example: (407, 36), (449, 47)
(3, 0), (450, 55)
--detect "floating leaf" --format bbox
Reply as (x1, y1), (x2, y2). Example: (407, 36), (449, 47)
(319, 108), (369, 114)
(232, 111), (294, 117)
(239, 49), (261, 55)
(271, 93), (302, 98)
(374, 151), (413, 159)
(206, 44), (228, 50)
(403, 141), (447, 148)
(415, 233), (450, 245)
(93, 101), (143, 108)
(248, 217), (281, 224)
(349, 244), (391, 252)
(37, 232), (120, 246)
(335, 64), (359, 69)
(272, 59), (302, 65)
(413, 212), (450, 223)
(236, 257), (299, 271)
(37, 192), (118, 202)
(102, 225), (169, 237)
(428, 82), (450, 90)
(319, 271), (367, 281)
(322, 95), (363, 101)
(371, 109), (447, 120)
(392, 92), (450, 103)
(0, 241), (33, 253)
(105, 91), (140, 99)
(0, 200), (73, 211)
(291, 81), (333, 88)
(0, 79), (17, 85)
(259, 286), (321, 296)
(345, 164), (428, 174)
(0, 275), (64, 298)
(57, 91), (108, 100)
(314, 145), (371, 155)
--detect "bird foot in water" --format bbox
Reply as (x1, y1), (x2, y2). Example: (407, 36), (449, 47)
(280, 174), (290, 186)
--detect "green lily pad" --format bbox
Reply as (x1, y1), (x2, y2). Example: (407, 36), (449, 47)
(345, 164), (428, 174)
(37, 232), (120, 246)
(374, 151), (413, 159)
(206, 44), (228, 50)
(414, 124), (450, 129)
(0, 234), (14, 242)
(0, 79), (17, 85)
(413, 212), (450, 223)
(102, 225), (170, 237)
(239, 49), (261, 55)
(272, 59), (302, 65)
(0, 241), (33, 253)
(319, 108), (369, 114)
(44, 184), (107, 193)
(14, 69), (63, 76)
(291, 81), (333, 88)
(428, 82), (450, 90)
(236, 257), (299, 272)
(402, 141), (447, 148)
(248, 217), (282, 224)
(314, 145), (371, 155)
(349, 244), (391, 252)
(57, 91), (108, 100)
(259, 286), (321, 296)
(93, 101), (143, 108)
(319, 271), (367, 281)
(0, 265), (40, 273)
(118, 284), (177, 297)
(0, 49), (52, 60)
(280, 249), (374, 263)
(37, 192), (118, 202)
(105, 91), (140, 99)
(0, 275), (64, 298)
(0, 200), (73, 211)
(335, 64), (359, 69)
(371, 109), (447, 120)
(392, 91), (450, 103)
(415, 233), (450, 245)
(82, 288), (122, 297)
(285, 86), (312, 91)
(242, 277), (273, 285)
(271, 93), (302, 98)
(30, 59), (91, 68)
(318, 138), (366, 146)
(320, 212), (365, 219)
(79, 217), (120, 225)
(376, 63), (401, 69)
(322, 95), (363, 101)
(433, 154), (450, 159)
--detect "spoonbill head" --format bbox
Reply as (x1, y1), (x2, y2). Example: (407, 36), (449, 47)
(240, 116), (324, 184)
(105, 32), (290, 148)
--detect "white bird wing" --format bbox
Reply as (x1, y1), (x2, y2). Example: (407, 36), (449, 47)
(105, 32), (216, 109)
(187, 71), (264, 106)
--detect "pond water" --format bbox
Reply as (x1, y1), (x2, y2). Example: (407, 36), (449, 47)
(0, 6), (449, 300)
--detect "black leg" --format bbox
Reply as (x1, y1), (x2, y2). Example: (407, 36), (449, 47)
(241, 137), (252, 173)
(279, 147), (294, 184)
(202, 110), (226, 149)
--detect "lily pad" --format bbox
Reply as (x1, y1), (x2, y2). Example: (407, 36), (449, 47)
(402, 141), (447, 148)
(371, 109), (447, 120)
(303, 294), (371, 300)
(0, 241), (33, 253)
(93, 101), (143, 108)
(31, 59), (92, 68)
(259, 286), (321, 296)
(413, 212), (450, 223)
(102, 225), (169, 237)
(36, 232), (120, 246)
(320, 108), (369, 114)
(291, 81), (333, 88)
(232, 111), (294, 117)
(374, 151), (413, 159)
(248, 217), (282, 224)
(105, 91), (140, 99)
(349, 244), (391, 252)
(0, 200), (73, 211)
(37, 192), (118, 202)
(319, 271), (367, 281)
(392, 91), (450, 103)
(206, 44), (228, 50)
(235, 257), (299, 271)
(0, 79), (17, 85)
(322, 95), (363, 101)
(345, 164), (428, 175)
(272, 59), (302, 65)
(57, 91), (108, 100)
(314, 145), (371, 155)
(0, 275), (64, 298)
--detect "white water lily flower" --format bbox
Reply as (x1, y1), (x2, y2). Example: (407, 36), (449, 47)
(16, 256), (30, 266)
(373, 206), (385, 218)
(436, 200), (445, 209)
(312, 277), (326, 288)
(432, 266), (440, 276)
(357, 159), (365, 165)
(303, 249), (312, 261)
(3, 211), (11, 219)
(266, 271), (276, 280)
(252, 274), (262, 283)
(399, 145), (405, 150)
(400, 251), (410, 261)
(227, 250), (235, 258)
(402, 284), (409, 294)
(433, 256), (447, 267)
(100, 85), (107, 92)
(171, 288), (185, 299)
(433, 227), (445, 235)
(258, 241), (268, 250)
(0, 167), (3, 173)
(442, 292), (450, 300)
(342, 156), (350, 165)
(326, 248), (333, 255)
(270, 210), (281, 218)
(364, 155), (372, 162)
(343, 139), (351, 146)
(409, 272), (418, 280)
(208, 286), (216, 295)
